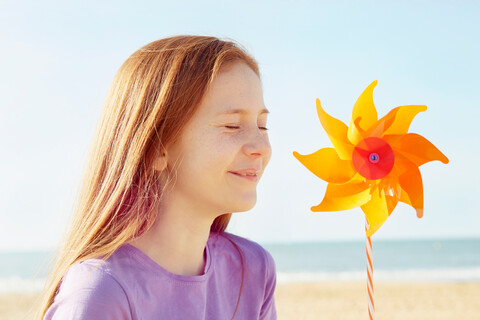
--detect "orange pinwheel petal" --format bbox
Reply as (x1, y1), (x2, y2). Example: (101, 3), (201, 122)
(316, 99), (353, 160)
(293, 148), (356, 183)
(399, 186), (412, 206)
(397, 159), (424, 218)
(311, 180), (371, 212)
(385, 133), (449, 166)
(368, 107), (400, 138)
(348, 81), (378, 145)
(382, 105), (427, 136)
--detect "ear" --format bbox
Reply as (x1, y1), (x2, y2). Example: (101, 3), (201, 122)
(152, 151), (167, 172)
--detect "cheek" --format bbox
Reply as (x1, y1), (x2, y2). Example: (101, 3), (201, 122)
(265, 149), (272, 167)
(261, 136), (272, 165)
(188, 135), (236, 170)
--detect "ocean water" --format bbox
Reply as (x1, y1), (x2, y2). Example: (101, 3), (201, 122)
(0, 250), (53, 293)
(263, 238), (480, 283)
(0, 238), (479, 293)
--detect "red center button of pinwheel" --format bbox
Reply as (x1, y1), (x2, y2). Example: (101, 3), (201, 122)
(369, 153), (380, 163)
(352, 137), (395, 180)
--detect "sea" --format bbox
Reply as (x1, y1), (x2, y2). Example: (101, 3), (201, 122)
(0, 238), (479, 293)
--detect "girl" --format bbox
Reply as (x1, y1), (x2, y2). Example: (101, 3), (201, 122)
(37, 35), (276, 319)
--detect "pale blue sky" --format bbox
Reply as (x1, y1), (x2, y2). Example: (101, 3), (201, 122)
(1, 0), (479, 250)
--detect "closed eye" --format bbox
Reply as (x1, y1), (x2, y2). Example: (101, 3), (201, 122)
(225, 125), (269, 131)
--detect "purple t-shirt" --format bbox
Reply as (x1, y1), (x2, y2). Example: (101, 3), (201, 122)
(44, 232), (277, 319)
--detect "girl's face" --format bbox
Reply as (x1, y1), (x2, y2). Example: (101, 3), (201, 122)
(162, 62), (271, 217)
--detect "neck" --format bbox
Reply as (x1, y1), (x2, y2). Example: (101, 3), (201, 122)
(128, 194), (216, 276)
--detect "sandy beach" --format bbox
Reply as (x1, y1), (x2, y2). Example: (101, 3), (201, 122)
(1, 281), (479, 319)
(275, 281), (480, 320)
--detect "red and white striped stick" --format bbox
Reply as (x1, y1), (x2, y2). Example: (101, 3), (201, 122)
(366, 220), (375, 320)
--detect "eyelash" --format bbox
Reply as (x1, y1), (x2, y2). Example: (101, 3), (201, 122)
(225, 125), (269, 131)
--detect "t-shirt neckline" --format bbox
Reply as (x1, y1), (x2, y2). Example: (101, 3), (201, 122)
(121, 232), (215, 283)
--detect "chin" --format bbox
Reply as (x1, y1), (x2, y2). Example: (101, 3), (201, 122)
(224, 195), (257, 213)
(232, 205), (256, 213)
(235, 200), (257, 213)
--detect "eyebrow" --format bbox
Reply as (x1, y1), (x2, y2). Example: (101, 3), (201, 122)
(217, 108), (270, 116)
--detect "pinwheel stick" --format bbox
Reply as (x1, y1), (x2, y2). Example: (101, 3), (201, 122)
(366, 220), (375, 320)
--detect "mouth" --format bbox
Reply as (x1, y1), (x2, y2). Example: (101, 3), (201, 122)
(228, 171), (259, 182)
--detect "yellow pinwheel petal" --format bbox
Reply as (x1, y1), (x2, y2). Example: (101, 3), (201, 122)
(349, 172), (369, 183)
(397, 159), (424, 218)
(293, 148), (356, 183)
(361, 185), (399, 237)
(382, 105), (427, 136)
(311, 181), (371, 212)
(316, 99), (353, 160)
(348, 81), (378, 144)
(378, 170), (401, 201)
(385, 133), (449, 166)
(350, 117), (368, 144)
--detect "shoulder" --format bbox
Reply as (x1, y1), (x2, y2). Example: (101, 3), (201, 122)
(59, 258), (127, 297)
(211, 232), (276, 275)
(44, 256), (133, 319)
(211, 232), (277, 318)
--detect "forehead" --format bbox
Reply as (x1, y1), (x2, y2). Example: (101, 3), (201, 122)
(196, 62), (266, 116)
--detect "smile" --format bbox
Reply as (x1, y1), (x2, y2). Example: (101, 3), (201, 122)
(228, 171), (259, 182)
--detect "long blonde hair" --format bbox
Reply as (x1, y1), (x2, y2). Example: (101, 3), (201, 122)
(36, 35), (259, 319)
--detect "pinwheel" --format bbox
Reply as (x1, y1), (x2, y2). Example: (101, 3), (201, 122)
(293, 80), (448, 319)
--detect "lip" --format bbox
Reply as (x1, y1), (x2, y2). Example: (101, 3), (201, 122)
(228, 168), (261, 182)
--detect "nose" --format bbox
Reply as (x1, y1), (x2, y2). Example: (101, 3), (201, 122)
(242, 127), (272, 160)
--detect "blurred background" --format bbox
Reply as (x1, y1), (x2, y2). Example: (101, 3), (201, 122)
(0, 1), (479, 318)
